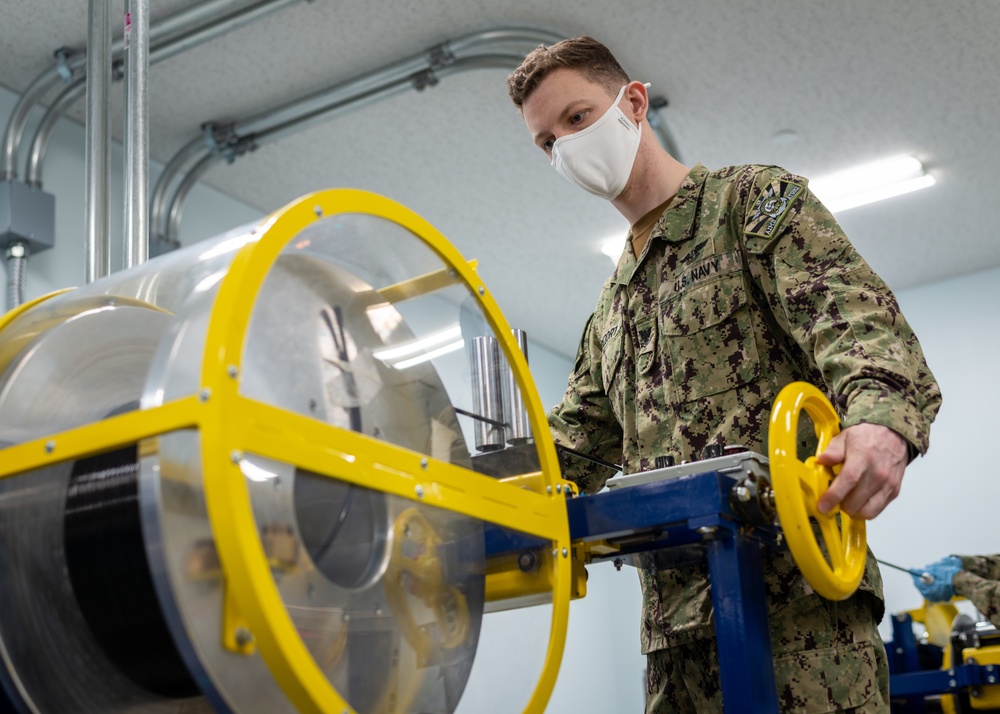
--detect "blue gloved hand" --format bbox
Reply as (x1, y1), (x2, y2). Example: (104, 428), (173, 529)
(912, 555), (964, 601)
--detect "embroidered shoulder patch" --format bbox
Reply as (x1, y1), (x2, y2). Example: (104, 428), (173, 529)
(744, 179), (805, 238)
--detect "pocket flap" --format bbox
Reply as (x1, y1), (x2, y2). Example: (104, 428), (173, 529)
(661, 273), (747, 335)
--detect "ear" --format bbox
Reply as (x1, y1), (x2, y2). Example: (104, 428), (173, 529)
(624, 80), (649, 124)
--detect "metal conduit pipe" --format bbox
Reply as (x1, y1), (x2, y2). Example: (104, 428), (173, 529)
(85, 0), (112, 284)
(163, 74), (421, 243)
(1, 67), (67, 181)
(155, 25), (682, 245)
(25, 0), (307, 189)
(123, 0), (151, 270)
(5, 243), (28, 309)
(25, 81), (86, 187)
(152, 27), (564, 242)
(3, 0), (304, 182)
(149, 135), (211, 244)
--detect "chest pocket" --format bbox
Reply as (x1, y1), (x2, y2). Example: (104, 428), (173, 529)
(659, 272), (761, 402)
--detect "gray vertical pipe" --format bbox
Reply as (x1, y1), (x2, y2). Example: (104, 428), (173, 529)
(469, 336), (507, 452)
(84, 0), (111, 283)
(501, 329), (533, 444)
(123, 0), (150, 269)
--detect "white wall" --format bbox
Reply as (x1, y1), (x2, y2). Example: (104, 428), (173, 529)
(870, 265), (1000, 639)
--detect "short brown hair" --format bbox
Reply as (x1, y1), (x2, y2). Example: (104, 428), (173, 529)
(507, 36), (630, 109)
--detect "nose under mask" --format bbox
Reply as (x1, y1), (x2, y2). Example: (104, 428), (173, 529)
(550, 85), (642, 200)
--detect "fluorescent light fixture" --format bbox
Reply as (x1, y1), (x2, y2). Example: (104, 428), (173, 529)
(810, 154), (935, 213)
(600, 234), (627, 263)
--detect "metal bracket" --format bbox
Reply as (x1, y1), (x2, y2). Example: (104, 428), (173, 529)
(53, 47), (78, 84)
(201, 122), (256, 164)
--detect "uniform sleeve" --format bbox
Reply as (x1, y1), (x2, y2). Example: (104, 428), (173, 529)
(547, 312), (624, 494)
(954, 559), (1000, 628)
(959, 555), (1000, 581)
(737, 166), (942, 455)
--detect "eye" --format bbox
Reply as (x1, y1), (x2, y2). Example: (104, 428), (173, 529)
(542, 137), (554, 152)
(569, 111), (586, 125)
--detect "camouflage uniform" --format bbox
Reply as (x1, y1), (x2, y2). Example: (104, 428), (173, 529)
(548, 164), (942, 711)
(955, 555), (1000, 627)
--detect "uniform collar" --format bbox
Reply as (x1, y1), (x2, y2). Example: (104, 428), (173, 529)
(609, 164), (710, 285)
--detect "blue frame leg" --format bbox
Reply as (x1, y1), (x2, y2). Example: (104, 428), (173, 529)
(705, 527), (780, 713)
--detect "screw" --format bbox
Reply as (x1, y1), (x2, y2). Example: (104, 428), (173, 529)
(551, 548), (558, 558)
(420, 458), (428, 470)
(314, 205), (323, 217)
(44, 440), (55, 453)
(546, 485), (552, 494)
(198, 388), (212, 402)
(561, 547), (568, 558)
(989, 676), (997, 684)
(477, 286), (485, 295)
(614, 557), (624, 571)
(230, 450), (243, 463)
(226, 364), (239, 378)
(734, 485), (751, 503)
(948, 669), (956, 676)
(949, 678), (957, 688)
(555, 484), (562, 494)
(235, 627), (254, 647)
(415, 484), (425, 499)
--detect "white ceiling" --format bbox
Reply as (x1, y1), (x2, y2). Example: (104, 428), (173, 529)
(2, 0), (998, 360)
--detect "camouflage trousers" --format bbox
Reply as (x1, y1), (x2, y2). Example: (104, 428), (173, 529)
(645, 592), (889, 713)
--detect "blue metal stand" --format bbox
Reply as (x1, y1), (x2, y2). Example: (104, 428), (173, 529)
(485, 468), (782, 713)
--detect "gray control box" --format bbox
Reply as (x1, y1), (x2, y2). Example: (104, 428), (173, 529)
(0, 180), (56, 252)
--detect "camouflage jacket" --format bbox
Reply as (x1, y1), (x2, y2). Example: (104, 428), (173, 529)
(956, 555), (1000, 627)
(548, 163), (942, 652)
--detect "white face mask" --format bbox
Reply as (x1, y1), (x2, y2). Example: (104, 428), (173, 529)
(550, 85), (642, 200)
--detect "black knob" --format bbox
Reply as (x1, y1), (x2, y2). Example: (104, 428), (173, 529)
(654, 455), (676, 469)
(702, 444), (723, 460)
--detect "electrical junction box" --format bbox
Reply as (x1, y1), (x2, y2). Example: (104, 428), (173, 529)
(0, 179), (56, 253)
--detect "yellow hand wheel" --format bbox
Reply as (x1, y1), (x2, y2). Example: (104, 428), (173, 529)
(383, 508), (471, 661)
(768, 381), (866, 601)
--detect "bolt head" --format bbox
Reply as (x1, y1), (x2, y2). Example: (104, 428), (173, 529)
(235, 627), (254, 647)
(44, 440), (55, 453)
(198, 388), (211, 402)
(415, 484), (425, 498)
(230, 450), (243, 464)
(226, 364), (239, 378)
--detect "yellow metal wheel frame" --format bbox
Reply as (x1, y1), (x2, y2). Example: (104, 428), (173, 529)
(0, 189), (571, 714)
(768, 381), (866, 601)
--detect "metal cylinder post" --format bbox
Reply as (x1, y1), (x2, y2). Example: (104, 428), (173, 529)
(501, 329), (533, 445)
(469, 336), (506, 452)
(84, 0), (111, 283)
(123, 0), (150, 270)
